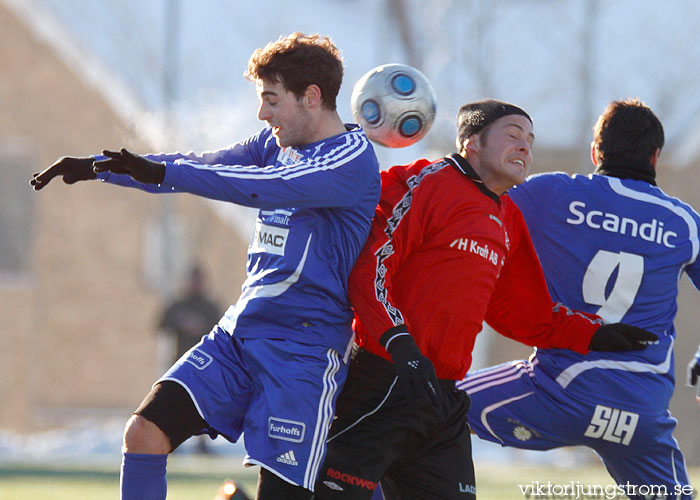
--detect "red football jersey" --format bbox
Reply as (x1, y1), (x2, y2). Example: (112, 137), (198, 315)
(349, 155), (600, 380)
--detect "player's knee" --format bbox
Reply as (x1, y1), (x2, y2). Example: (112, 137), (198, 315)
(123, 414), (171, 454)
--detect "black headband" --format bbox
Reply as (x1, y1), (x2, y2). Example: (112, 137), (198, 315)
(457, 99), (532, 141)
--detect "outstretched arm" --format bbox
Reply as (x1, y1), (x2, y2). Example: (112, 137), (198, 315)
(31, 128), (378, 211)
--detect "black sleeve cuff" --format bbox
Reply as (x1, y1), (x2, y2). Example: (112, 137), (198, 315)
(379, 325), (411, 350)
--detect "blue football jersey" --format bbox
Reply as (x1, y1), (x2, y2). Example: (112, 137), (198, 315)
(96, 125), (380, 355)
(509, 173), (700, 411)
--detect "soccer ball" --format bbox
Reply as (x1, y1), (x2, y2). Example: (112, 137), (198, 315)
(351, 63), (437, 148)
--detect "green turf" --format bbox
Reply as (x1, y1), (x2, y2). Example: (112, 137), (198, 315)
(0, 457), (259, 500)
(0, 476), (253, 500)
(0, 460), (697, 499)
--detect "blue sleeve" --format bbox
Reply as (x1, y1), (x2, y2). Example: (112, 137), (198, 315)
(97, 128), (378, 210)
(161, 129), (378, 209)
(94, 131), (265, 193)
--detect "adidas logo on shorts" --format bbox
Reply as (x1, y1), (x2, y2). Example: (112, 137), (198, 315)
(276, 450), (299, 466)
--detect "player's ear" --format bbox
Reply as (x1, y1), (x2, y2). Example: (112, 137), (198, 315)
(650, 148), (661, 168)
(590, 141), (598, 167)
(303, 84), (322, 108)
(463, 136), (479, 156)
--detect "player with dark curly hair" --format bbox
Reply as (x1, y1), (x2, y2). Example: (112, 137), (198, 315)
(31, 32), (380, 500)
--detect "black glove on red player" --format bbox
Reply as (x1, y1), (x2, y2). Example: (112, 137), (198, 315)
(30, 157), (96, 190)
(93, 148), (165, 184)
(588, 323), (658, 351)
(381, 327), (441, 407)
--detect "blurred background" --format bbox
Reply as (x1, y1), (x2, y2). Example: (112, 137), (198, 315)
(1, 0), (699, 487)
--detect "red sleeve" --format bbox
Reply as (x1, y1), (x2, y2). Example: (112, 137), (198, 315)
(484, 199), (601, 353)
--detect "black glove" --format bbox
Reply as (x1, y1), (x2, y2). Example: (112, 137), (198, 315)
(93, 148), (165, 184)
(381, 328), (441, 407)
(588, 323), (658, 351)
(30, 157), (96, 190)
(687, 356), (700, 400)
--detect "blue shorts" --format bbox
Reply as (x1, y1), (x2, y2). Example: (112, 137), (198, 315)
(460, 360), (693, 500)
(159, 326), (348, 491)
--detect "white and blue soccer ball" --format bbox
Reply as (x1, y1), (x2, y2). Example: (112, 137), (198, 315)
(351, 63), (437, 148)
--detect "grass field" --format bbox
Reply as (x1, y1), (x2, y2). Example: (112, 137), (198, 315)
(0, 456), (259, 500)
(0, 457), (698, 499)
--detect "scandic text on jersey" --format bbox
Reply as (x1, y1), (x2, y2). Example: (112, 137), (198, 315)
(566, 200), (677, 248)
